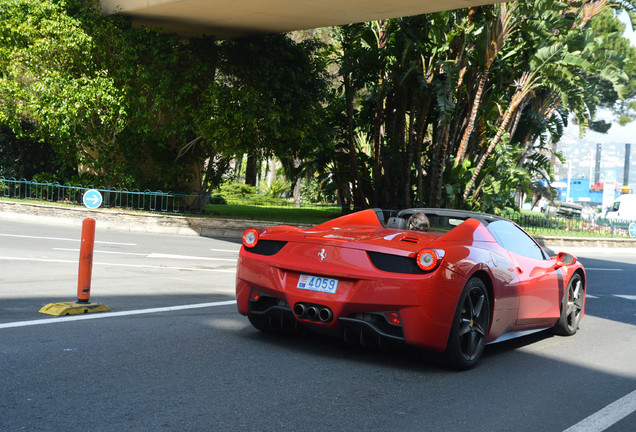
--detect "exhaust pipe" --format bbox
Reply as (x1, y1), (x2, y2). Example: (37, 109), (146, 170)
(318, 307), (333, 322)
(293, 303), (306, 318)
(306, 306), (319, 320)
(294, 303), (333, 322)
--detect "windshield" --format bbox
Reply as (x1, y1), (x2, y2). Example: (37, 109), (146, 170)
(609, 201), (620, 212)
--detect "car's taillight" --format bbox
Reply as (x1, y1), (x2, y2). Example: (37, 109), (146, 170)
(249, 288), (262, 302)
(384, 312), (402, 326)
(242, 228), (259, 248)
(416, 248), (444, 271)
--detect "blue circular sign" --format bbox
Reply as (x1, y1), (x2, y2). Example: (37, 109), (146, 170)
(629, 222), (636, 239)
(82, 189), (103, 209)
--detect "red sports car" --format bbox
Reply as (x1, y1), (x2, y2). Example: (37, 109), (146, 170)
(235, 208), (586, 369)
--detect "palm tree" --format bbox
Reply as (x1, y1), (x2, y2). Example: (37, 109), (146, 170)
(454, 3), (519, 166)
(463, 69), (542, 201)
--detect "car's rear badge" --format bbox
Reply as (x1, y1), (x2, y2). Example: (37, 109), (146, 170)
(318, 248), (326, 262)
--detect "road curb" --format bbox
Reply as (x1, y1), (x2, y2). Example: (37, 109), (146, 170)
(0, 200), (274, 239)
(1, 200), (635, 248)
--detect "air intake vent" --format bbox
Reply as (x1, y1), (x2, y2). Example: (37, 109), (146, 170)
(367, 251), (426, 274)
(400, 236), (419, 244)
(244, 240), (287, 256)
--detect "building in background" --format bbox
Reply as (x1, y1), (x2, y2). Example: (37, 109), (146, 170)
(553, 143), (632, 210)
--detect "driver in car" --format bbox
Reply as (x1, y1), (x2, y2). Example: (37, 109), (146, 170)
(408, 212), (430, 232)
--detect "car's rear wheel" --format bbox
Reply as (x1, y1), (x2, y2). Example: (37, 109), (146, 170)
(554, 273), (584, 336)
(444, 277), (490, 370)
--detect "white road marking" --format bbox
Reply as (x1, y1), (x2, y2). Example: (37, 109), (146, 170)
(0, 233), (136, 246)
(614, 295), (636, 301)
(584, 268), (623, 271)
(0, 300), (238, 330)
(585, 294), (599, 299)
(210, 248), (240, 253)
(562, 389), (636, 432)
(53, 248), (147, 256)
(0, 256), (236, 272)
(147, 253), (236, 262)
(52, 248), (237, 262)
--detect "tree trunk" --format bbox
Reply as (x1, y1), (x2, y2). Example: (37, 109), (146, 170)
(403, 95), (417, 208)
(455, 66), (491, 165)
(456, 3), (518, 166)
(344, 72), (363, 207)
(245, 154), (258, 186)
(415, 88), (432, 207)
(372, 20), (387, 206)
(463, 67), (535, 203)
(463, 103), (516, 201)
(428, 123), (451, 208)
(292, 158), (301, 208)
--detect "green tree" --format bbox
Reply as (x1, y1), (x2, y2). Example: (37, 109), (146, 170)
(200, 35), (328, 190)
(0, 0), (125, 178)
(0, 124), (67, 179)
(318, 0), (634, 212)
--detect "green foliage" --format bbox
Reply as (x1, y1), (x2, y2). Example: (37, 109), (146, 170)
(215, 180), (301, 207)
(0, 0), (125, 171)
(205, 203), (339, 224)
(1, 0), (634, 215)
(201, 35), (329, 187)
(301, 173), (338, 204)
(215, 181), (257, 199)
(259, 178), (291, 199)
(0, 125), (67, 179)
(311, 0), (635, 211)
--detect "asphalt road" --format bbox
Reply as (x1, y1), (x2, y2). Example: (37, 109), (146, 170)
(0, 218), (635, 432)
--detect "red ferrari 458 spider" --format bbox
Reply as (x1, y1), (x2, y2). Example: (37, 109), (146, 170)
(235, 208), (586, 369)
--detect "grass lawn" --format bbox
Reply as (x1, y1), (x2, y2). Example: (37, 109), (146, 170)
(204, 203), (338, 225)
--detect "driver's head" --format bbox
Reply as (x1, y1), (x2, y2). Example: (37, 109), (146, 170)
(408, 213), (430, 232)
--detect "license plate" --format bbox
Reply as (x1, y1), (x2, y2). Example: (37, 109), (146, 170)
(297, 274), (339, 294)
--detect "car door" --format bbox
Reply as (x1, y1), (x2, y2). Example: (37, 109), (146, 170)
(487, 220), (561, 327)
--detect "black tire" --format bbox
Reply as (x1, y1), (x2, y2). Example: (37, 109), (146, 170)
(554, 273), (584, 336)
(443, 277), (491, 370)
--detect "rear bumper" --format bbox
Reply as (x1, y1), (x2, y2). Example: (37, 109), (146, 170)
(235, 247), (467, 352)
(247, 292), (406, 347)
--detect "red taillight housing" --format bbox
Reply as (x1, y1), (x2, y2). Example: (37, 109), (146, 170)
(242, 228), (259, 248)
(384, 312), (402, 326)
(416, 248), (444, 271)
(249, 288), (262, 302)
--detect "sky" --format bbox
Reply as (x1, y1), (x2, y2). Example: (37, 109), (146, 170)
(620, 11), (636, 44)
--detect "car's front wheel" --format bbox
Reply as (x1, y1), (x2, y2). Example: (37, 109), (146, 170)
(443, 277), (491, 370)
(554, 272), (584, 336)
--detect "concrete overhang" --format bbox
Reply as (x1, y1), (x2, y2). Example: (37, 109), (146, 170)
(100, 0), (503, 39)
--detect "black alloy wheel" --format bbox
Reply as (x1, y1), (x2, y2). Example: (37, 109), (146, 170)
(444, 277), (490, 370)
(554, 273), (584, 336)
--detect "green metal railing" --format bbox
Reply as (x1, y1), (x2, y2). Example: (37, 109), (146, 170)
(0, 176), (207, 214)
(505, 212), (633, 238)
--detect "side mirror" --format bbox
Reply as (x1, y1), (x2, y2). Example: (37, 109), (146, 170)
(555, 252), (577, 268)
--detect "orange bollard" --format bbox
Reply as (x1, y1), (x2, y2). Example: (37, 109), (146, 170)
(39, 217), (109, 316)
(77, 218), (96, 303)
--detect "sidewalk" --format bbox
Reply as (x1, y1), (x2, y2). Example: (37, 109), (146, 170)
(1, 200), (635, 249)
